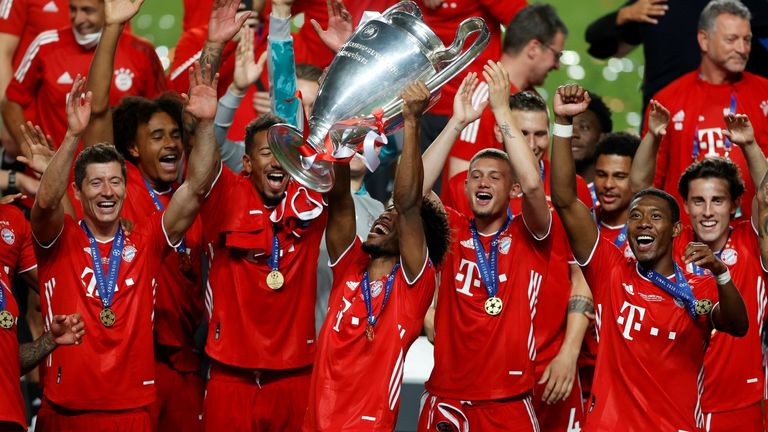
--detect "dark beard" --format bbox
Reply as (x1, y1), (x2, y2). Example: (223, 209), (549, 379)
(361, 241), (385, 257)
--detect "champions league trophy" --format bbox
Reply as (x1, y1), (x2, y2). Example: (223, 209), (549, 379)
(267, 1), (490, 192)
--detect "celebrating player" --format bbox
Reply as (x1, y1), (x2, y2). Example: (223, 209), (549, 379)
(30, 62), (218, 430)
(550, 83), (748, 431)
(631, 106), (768, 430)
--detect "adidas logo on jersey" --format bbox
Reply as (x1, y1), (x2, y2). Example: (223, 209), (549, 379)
(56, 72), (73, 85)
(42, 1), (59, 12)
(672, 110), (685, 131)
(460, 239), (475, 250)
(761, 100), (768, 117)
(346, 281), (360, 290)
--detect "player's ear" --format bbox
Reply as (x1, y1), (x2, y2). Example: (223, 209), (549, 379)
(671, 221), (682, 238)
(127, 141), (140, 159)
(242, 154), (253, 174)
(72, 182), (82, 202)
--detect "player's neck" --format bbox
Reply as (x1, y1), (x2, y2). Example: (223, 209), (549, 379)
(83, 217), (120, 242)
(500, 53), (528, 91)
(138, 165), (172, 192)
(641, 255), (675, 277)
(697, 229), (730, 254)
(600, 207), (628, 227)
(367, 255), (399, 281)
(699, 61), (742, 85)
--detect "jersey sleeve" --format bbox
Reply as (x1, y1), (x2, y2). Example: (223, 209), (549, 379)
(5, 30), (49, 107)
(579, 236), (624, 303)
(131, 38), (169, 98)
(329, 236), (367, 281)
(576, 175), (595, 210)
(167, 29), (202, 96)
(14, 209), (36, 273)
(480, 0), (526, 25)
(0, 0), (27, 35)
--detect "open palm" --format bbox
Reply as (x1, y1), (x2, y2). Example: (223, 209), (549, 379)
(185, 64), (219, 120)
(208, 0), (250, 44)
(452, 73), (486, 126)
(66, 76), (92, 136)
(18, 122), (55, 176)
(104, 0), (144, 25)
(311, 0), (353, 53)
(723, 113), (755, 146)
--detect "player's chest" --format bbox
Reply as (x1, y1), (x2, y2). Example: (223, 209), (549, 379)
(328, 278), (406, 340)
(43, 52), (140, 96)
(66, 240), (152, 300)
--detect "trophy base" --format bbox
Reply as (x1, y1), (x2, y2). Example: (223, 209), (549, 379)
(267, 123), (335, 193)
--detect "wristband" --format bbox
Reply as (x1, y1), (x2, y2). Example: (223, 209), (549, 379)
(552, 123), (573, 138)
(715, 269), (731, 285)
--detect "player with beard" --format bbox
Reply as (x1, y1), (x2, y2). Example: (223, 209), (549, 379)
(303, 81), (449, 431)
(417, 61), (554, 432)
(550, 83), (748, 431)
(31, 61), (219, 431)
(631, 107), (768, 430)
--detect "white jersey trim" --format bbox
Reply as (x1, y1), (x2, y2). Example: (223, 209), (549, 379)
(576, 235), (600, 267)
(18, 263), (37, 274)
(328, 237), (357, 268)
(31, 222), (64, 249)
(400, 247), (429, 285)
(522, 209), (552, 242)
(170, 50), (202, 81)
(14, 29), (58, 83)
(204, 162), (224, 199)
(0, 0), (14, 19)
(160, 212), (184, 249)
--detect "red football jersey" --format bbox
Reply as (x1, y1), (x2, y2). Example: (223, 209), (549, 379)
(0, 0), (68, 68)
(121, 163), (204, 372)
(674, 221), (768, 413)
(598, 220), (633, 260)
(644, 71), (768, 223)
(182, 0), (214, 31)
(36, 214), (172, 410)
(0, 276), (24, 429)
(0, 203), (36, 280)
(304, 238), (435, 431)
(200, 165), (326, 369)
(581, 237), (718, 431)
(425, 206), (551, 400)
(416, 0), (525, 117)
(6, 27), (168, 145)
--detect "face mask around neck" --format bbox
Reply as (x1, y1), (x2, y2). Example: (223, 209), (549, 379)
(72, 27), (102, 49)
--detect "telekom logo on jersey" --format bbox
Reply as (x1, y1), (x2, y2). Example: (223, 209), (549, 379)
(79, 266), (134, 299)
(697, 127), (726, 158)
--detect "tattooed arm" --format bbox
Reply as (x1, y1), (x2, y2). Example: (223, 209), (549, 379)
(20, 314), (84, 374)
(202, 0), (252, 77)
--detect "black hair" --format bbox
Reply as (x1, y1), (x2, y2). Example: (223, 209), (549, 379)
(631, 188), (680, 223)
(678, 157), (745, 201)
(508, 91), (547, 113)
(594, 132), (640, 160)
(503, 3), (568, 54)
(74, 143), (127, 189)
(112, 93), (184, 163)
(244, 114), (286, 156)
(421, 196), (451, 266)
(587, 92), (612, 133)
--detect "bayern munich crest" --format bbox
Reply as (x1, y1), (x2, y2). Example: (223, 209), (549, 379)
(1, 228), (14, 245)
(122, 245), (137, 263)
(499, 236), (511, 255)
(720, 248), (737, 266)
(371, 280), (384, 298)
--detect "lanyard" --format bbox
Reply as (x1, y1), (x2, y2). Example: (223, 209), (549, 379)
(142, 178), (187, 254)
(361, 263), (400, 327)
(268, 226), (280, 271)
(80, 221), (124, 309)
(613, 224), (628, 249)
(692, 92), (736, 160)
(640, 263), (698, 319)
(469, 213), (512, 299)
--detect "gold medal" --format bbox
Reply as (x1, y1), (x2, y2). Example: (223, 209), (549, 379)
(178, 252), (192, 273)
(266, 270), (284, 290)
(695, 298), (713, 316)
(365, 323), (375, 342)
(484, 297), (503, 316)
(100, 308), (116, 327)
(0, 310), (14, 329)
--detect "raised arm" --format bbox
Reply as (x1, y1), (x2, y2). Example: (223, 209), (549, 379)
(484, 61), (549, 237)
(629, 99), (669, 193)
(550, 84), (599, 262)
(723, 113), (766, 192)
(31, 77), (91, 245)
(163, 64), (220, 245)
(325, 161), (356, 263)
(20, 313), (85, 374)
(422, 72), (486, 196)
(310, 0), (353, 53)
(201, 0), (252, 77)
(396, 81), (430, 281)
(84, 0), (144, 147)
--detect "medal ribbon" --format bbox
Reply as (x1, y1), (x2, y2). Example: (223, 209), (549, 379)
(640, 263), (698, 319)
(692, 92), (736, 160)
(80, 221), (124, 310)
(361, 262), (400, 327)
(142, 178), (187, 254)
(268, 226), (280, 272)
(613, 224), (628, 249)
(469, 212), (512, 299)
(0, 280), (6, 312)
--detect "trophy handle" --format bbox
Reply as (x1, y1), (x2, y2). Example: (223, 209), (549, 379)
(381, 0), (422, 21)
(425, 17), (490, 92)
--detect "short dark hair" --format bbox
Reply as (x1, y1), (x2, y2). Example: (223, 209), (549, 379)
(699, 0), (752, 32)
(631, 188), (680, 223)
(74, 143), (127, 190)
(587, 92), (612, 133)
(112, 93), (184, 163)
(244, 114), (286, 155)
(421, 197), (451, 265)
(295, 63), (323, 83)
(508, 91), (548, 113)
(594, 132), (640, 160)
(678, 157), (745, 201)
(503, 3), (568, 54)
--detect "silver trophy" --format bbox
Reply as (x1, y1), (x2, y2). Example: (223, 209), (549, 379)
(268, 1), (490, 192)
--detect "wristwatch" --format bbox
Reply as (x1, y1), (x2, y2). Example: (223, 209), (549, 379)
(6, 170), (18, 194)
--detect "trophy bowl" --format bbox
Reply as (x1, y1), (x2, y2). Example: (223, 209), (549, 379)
(268, 1), (490, 192)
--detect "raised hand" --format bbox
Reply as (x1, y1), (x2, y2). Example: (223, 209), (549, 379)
(401, 81), (431, 122)
(234, 28), (268, 92)
(482, 60), (511, 113)
(451, 72), (487, 127)
(618, 0), (668, 25)
(17, 122), (55, 176)
(104, 0), (145, 25)
(252, 91), (272, 115)
(647, 99), (670, 138)
(723, 113), (755, 147)
(66, 75), (92, 136)
(183, 63), (220, 120)
(311, 0), (353, 53)
(553, 84), (591, 120)
(49, 314), (85, 346)
(208, 0), (252, 45)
